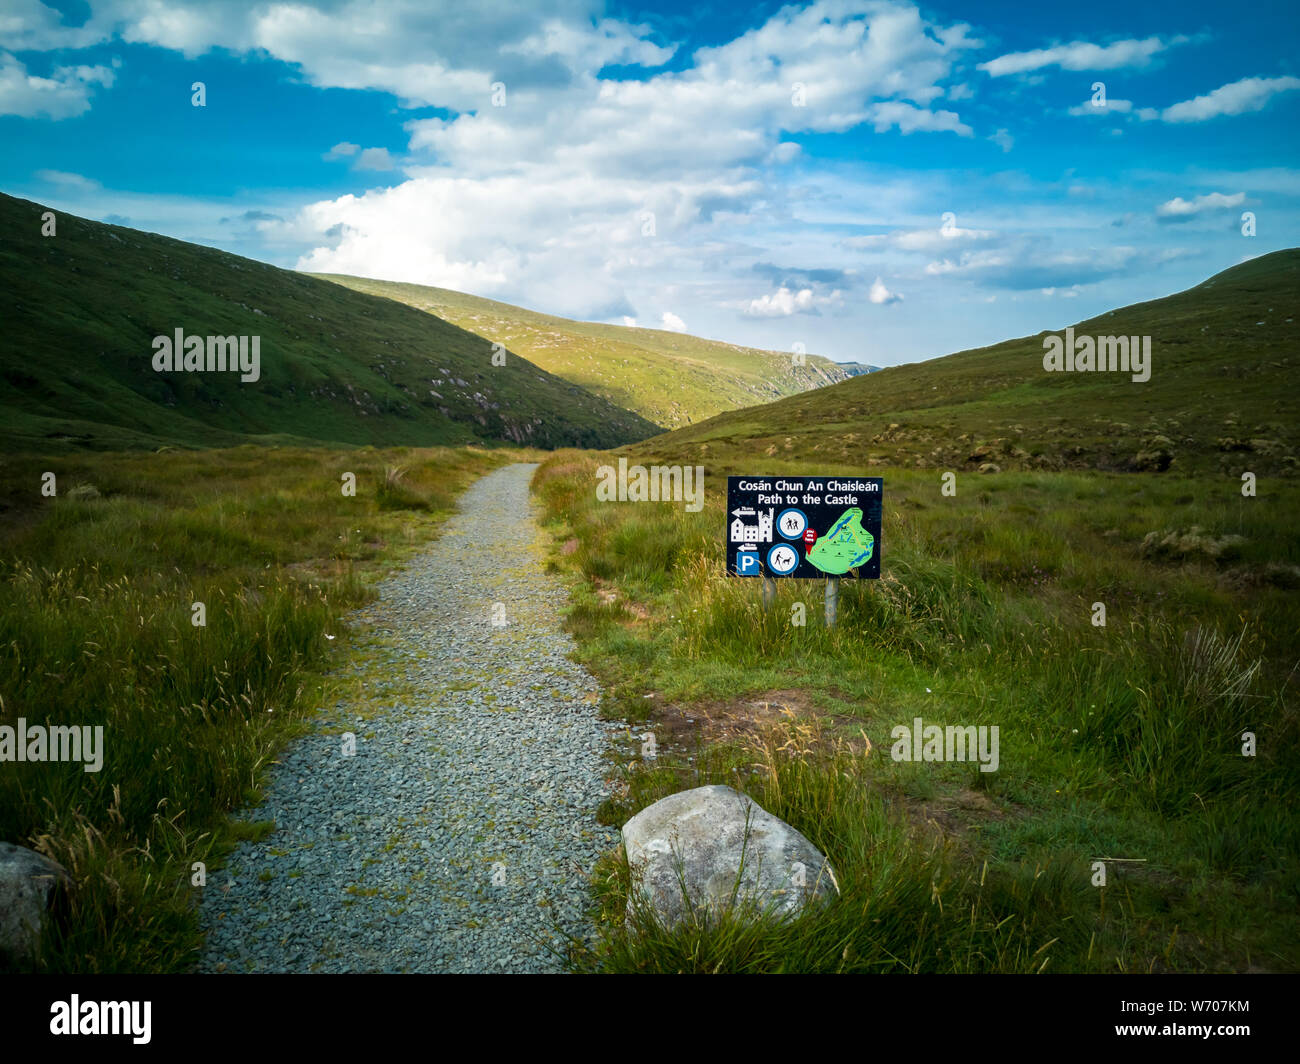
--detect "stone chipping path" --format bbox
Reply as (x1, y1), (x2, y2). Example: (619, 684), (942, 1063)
(198, 462), (623, 973)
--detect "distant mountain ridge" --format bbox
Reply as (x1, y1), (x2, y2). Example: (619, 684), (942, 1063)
(312, 274), (851, 429)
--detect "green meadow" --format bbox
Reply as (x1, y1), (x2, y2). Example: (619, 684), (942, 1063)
(532, 451), (1300, 973)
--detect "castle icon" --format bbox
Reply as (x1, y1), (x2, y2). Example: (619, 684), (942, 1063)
(729, 507), (774, 545)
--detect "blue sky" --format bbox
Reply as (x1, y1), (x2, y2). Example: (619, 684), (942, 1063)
(3, 0), (1298, 365)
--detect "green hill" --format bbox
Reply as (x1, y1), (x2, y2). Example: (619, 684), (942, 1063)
(0, 193), (659, 453)
(311, 274), (850, 429)
(624, 250), (1300, 478)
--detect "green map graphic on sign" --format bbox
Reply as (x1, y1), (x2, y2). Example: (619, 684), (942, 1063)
(807, 507), (875, 575)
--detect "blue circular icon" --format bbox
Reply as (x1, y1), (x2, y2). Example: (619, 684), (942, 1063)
(767, 542), (801, 575)
(776, 508), (808, 540)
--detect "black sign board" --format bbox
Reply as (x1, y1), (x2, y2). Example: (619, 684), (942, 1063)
(726, 475), (882, 578)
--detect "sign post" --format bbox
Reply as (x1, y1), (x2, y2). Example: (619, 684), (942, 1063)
(726, 476), (882, 628)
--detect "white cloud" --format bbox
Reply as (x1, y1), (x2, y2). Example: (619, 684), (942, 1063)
(1083, 76), (1300, 126)
(1160, 75), (1300, 123)
(35, 169), (101, 191)
(0, 51), (115, 119)
(979, 36), (1184, 77)
(257, 0), (983, 319)
(8, 0), (1270, 358)
(117, 2), (242, 56)
(868, 277), (902, 304)
(767, 141), (801, 164)
(867, 100), (972, 137)
(9, 0), (986, 334)
(502, 16), (675, 69)
(746, 287), (813, 316)
(0, 0), (110, 51)
(19, 0), (1228, 352)
(396, 0), (980, 186)
(51, 0), (976, 178)
(845, 224), (997, 252)
(98, 0), (677, 108)
(1155, 191), (1246, 219)
(288, 173), (631, 316)
(1067, 97), (1134, 116)
(745, 286), (822, 317)
(355, 147), (397, 171)
(921, 239), (1198, 290)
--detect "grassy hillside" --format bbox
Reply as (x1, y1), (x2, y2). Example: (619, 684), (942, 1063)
(0, 194), (659, 453)
(624, 250), (1300, 478)
(311, 274), (850, 429)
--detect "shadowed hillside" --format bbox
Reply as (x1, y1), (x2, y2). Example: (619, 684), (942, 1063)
(0, 193), (660, 453)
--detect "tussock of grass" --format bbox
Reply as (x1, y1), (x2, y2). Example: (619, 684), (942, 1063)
(1139, 526), (1246, 562)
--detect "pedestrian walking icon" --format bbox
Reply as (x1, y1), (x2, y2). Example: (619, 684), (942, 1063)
(777, 508), (807, 539)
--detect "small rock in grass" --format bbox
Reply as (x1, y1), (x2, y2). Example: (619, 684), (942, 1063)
(621, 785), (837, 931)
(0, 842), (71, 963)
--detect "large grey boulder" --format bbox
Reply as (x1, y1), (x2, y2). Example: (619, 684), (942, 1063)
(0, 842), (70, 961)
(621, 785), (838, 930)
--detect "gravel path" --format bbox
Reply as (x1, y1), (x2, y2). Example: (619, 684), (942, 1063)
(198, 462), (622, 973)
